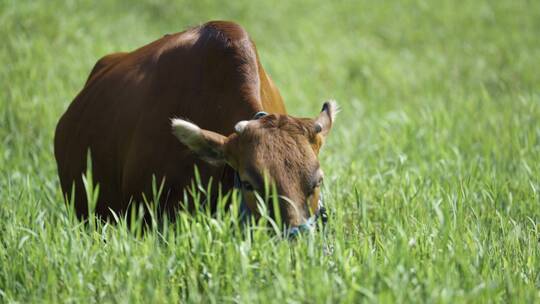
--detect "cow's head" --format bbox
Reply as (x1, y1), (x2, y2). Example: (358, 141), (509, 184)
(172, 101), (338, 236)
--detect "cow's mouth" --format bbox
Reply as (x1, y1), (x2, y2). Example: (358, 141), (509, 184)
(287, 195), (328, 239)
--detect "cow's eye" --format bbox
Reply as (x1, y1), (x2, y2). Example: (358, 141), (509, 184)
(309, 177), (323, 194)
(315, 176), (323, 189)
(242, 181), (254, 191)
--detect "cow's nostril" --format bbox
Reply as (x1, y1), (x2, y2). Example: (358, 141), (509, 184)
(287, 223), (314, 239)
(288, 227), (301, 239)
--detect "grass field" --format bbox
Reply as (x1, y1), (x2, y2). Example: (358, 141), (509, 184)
(1, 0), (540, 302)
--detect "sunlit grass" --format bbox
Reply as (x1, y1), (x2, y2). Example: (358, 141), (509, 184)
(1, 0), (539, 302)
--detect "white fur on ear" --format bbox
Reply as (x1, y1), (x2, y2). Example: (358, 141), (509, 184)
(324, 99), (340, 122)
(171, 118), (201, 143)
(170, 118), (228, 166)
(314, 100), (340, 136)
(234, 120), (250, 134)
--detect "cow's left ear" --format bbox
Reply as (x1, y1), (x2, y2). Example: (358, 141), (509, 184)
(171, 119), (228, 166)
(314, 100), (339, 139)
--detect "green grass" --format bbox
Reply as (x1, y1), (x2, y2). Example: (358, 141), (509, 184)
(1, 0), (540, 302)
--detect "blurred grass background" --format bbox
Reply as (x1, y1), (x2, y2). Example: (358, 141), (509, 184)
(1, 0), (539, 302)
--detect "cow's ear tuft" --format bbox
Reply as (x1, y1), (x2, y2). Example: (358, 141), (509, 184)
(314, 100), (339, 138)
(171, 118), (228, 166)
(308, 101), (339, 152)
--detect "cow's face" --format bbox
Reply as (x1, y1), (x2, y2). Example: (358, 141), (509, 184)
(172, 101), (338, 234)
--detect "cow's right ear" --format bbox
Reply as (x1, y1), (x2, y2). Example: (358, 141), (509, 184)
(171, 119), (228, 166)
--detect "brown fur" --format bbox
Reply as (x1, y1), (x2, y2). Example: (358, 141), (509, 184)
(172, 104), (337, 227)
(226, 115), (323, 225)
(55, 20), (335, 227)
(55, 21), (285, 219)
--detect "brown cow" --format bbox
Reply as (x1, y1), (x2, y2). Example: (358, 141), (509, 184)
(54, 20), (337, 234)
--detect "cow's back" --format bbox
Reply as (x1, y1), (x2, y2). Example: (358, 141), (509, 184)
(54, 21), (286, 218)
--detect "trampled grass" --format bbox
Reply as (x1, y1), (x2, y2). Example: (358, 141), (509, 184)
(1, 0), (539, 302)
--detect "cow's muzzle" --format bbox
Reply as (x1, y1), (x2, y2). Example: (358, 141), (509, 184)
(287, 198), (328, 239)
